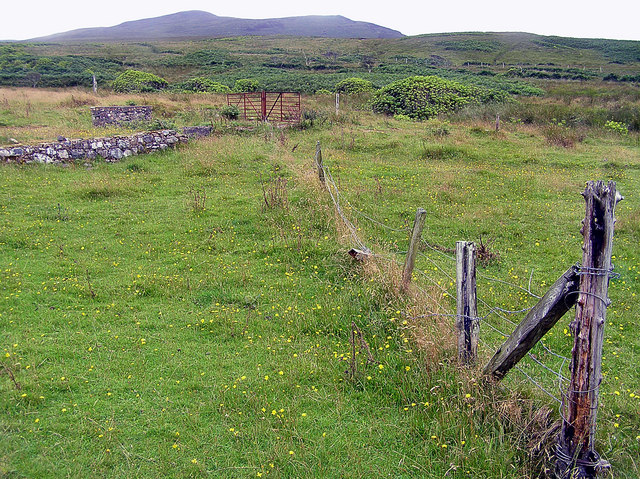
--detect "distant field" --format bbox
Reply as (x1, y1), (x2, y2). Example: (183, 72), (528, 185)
(1, 86), (639, 477)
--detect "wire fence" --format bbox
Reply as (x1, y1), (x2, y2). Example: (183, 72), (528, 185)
(320, 160), (581, 411)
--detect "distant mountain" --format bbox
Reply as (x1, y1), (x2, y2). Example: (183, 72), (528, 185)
(30, 11), (404, 42)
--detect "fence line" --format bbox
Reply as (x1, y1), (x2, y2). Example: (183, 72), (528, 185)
(316, 150), (574, 398)
(314, 145), (620, 478)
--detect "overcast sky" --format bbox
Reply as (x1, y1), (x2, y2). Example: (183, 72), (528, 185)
(3, 0), (640, 41)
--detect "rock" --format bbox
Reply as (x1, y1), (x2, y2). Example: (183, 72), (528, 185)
(183, 126), (213, 138)
(57, 135), (67, 142)
(11, 148), (24, 156)
(123, 149), (134, 157)
(71, 149), (85, 159)
(0, 149), (11, 157)
(58, 150), (69, 159)
(34, 153), (52, 163)
(110, 148), (123, 160)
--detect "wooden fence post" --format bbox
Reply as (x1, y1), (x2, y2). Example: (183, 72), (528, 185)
(556, 181), (622, 478)
(495, 114), (500, 132)
(336, 92), (340, 115)
(401, 208), (427, 292)
(456, 241), (478, 364)
(315, 141), (325, 184)
(483, 265), (580, 380)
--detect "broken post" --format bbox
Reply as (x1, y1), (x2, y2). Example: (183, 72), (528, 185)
(556, 181), (622, 479)
(315, 141), (325, 184)
(483, 265), (580, 380)
(401, 208), (427, 292)
(456, 241), (478, 364)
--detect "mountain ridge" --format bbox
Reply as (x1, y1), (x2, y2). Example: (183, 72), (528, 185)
(29, 10), (405, 42)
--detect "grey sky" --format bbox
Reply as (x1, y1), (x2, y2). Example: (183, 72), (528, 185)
(3, 0), (640, 41)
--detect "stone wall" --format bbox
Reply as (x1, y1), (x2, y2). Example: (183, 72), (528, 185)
(91, 106), (153, 127)
(0, 130), (191, 164)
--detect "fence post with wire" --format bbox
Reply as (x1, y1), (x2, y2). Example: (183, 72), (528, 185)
(555, 180), (622, 479)
(402, 208), (427, 292)
(310, 144), (623, 477)
(456, 241), (478, 364)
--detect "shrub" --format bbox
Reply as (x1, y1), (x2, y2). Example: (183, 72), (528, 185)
(112, 70), (168, 93)
(371, 75), (483, 120)
(220, 105), (240, 120)
(234, 78), (260, 92)
(315, 89), (333, 95)
(335, 77), (375, 94)
(179, 77), (231, 93)
(298, 109), (327, 129)
(604, 120), (628, 135)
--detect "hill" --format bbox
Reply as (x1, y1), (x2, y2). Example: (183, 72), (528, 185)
(29, 10), (405, 42)
(1, 31), (638, 91)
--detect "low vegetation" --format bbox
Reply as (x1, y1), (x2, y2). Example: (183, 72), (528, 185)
(0, 59), (639, 479)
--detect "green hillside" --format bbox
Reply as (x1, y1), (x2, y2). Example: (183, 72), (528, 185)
(1, 32), (638, 91)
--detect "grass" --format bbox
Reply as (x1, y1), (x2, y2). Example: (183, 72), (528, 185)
(1, 87), (639, 478)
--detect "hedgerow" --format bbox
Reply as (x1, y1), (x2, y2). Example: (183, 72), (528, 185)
(371, 75), (496, 120)
(335, 77), (375, 94)
(112, 70), (168, 93)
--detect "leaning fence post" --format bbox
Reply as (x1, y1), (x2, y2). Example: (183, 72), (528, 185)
(456, 241), (478, 364)
(401, 208), (427, 292)
(315, 141), (325, 184)
(556, 181), (622, 478)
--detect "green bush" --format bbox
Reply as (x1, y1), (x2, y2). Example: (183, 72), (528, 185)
(604, 120), (628, 135)
(335, 77), (374, 94)
(220, 105), (240, 120)
(234, 78), (260, 92)
(111, 70), (168, 93)
(371, 75), (484, 120)
(178, 77), (231, 93)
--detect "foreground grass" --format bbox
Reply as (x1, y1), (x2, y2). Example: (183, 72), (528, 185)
(1, 92), (639, 477)
(1, 133), (539, 478)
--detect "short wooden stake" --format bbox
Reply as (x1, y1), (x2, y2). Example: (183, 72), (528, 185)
(556, 181), (622, 478)
(335, 92), (340, 115)
(495, 113), (500, 132)
(456, 241), (478, 364)
(401, 208), (427, 292)
(483, 265), (580, 380)
(315, 141), (325, 184)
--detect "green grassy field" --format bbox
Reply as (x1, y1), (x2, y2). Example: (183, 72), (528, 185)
(1, 87), (639, 477)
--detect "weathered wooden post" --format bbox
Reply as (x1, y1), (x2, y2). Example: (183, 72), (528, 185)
(556, 181), (622, 478)
(401, 208), (427, 292)
(456, 241), (478, 364)
(92, 74), (98, 94)
(483, 265), (580, 380)
(315, 141), (325, 184)
(495, 114), (500, 132)
(335, 92), (340, 115)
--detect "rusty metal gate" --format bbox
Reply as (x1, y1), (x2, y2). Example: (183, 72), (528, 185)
(227, 92), (301, 123)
